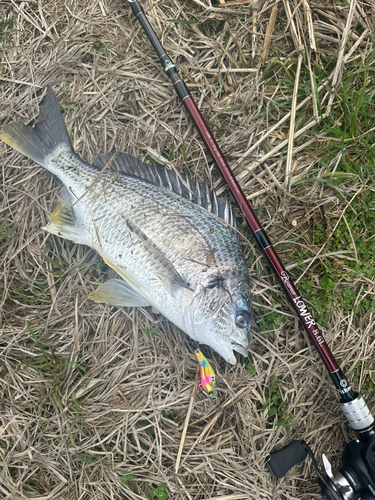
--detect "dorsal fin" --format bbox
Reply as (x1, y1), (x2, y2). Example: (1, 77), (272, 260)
(93, 152), (237, 232)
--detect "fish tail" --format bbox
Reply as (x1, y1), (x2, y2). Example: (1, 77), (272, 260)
(1, 86), (73, 168)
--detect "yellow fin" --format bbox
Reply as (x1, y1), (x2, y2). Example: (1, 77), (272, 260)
(102, 257), (147, 301)
(103, 257), (125, 277)
(1, 123), (46, 165)
(49, 200), (75, 226)
(103, 258), (138, 288)
(42, 199), (87, 245)
(89, 279), (150, 307)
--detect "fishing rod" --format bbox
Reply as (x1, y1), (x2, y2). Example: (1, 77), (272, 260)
(127, 1), (375, 497)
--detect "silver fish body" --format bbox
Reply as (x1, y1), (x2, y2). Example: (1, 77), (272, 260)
(1, 87), (251, 364)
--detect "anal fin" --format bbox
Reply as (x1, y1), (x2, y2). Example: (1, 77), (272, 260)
(89, 279), (150, 308)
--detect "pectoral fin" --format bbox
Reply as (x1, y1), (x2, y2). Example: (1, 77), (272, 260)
(42, 199), (87, 245)
(89, 279), (151, 307)
(125, 219), (190, 295)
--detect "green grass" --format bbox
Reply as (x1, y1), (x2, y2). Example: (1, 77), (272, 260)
(0, 214), (17, 241)
(253, 303), (283, 338)
(60, 87), (81, 114)
(245, 360), (256, 374)
(298, 194), (375, 323)
(121, 474), (134, 485)
(0, 10), (15, 50)
(260, 48), (375, 327)
(91, 41), (113, 57)
(14, 325), (86, 438)
(143, 327), (155, 339)
(5, 240), (98, 306)
(351, 363), (374, 395)
(295, 56), (375, 321)
(149, 482), (167, 500)
(261, 375), (294, 428)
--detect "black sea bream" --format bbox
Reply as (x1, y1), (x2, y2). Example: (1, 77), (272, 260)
(1, 87), (251, 364)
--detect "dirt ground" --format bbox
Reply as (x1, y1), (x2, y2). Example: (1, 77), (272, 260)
(1, 0), (374, 499)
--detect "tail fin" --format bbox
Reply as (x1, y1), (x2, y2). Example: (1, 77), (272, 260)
(1, 86), (72, 166)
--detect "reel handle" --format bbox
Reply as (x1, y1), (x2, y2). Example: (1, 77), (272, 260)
(267, 440), (308, 478)
(268, 436), (375, 499)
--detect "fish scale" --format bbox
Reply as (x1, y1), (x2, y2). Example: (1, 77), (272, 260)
(88, 174), (233, 290)
(1, 87), (252, 364)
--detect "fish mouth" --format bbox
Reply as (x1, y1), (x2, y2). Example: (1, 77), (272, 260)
(230, 340), (248, 358)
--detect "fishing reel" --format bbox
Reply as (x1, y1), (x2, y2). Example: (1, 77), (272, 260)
(268, 394), (375, 500)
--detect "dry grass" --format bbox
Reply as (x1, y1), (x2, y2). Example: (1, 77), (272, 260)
(0, 0), (374, 499)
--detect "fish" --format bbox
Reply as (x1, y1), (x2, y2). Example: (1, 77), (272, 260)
(194, 349), (216, 398)
(1, 86), (251, 364)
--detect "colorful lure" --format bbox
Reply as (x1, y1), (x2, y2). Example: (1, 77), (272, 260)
(194, 349), (216, 398)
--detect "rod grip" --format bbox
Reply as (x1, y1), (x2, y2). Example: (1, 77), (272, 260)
(267, 440), (308, 478)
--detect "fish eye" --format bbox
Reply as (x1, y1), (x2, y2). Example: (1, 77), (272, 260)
(235, 309), (251, 329)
